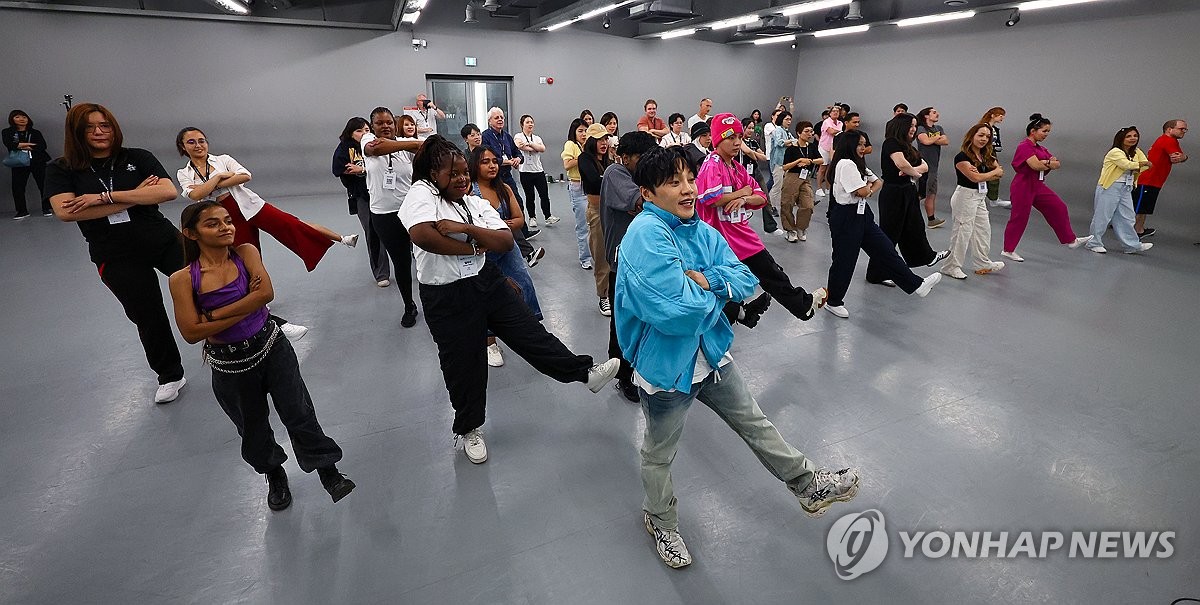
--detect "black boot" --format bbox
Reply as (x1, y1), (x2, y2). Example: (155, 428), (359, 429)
(401, 303), (419, 328)
(739, 293), (773, 329)
(266, 466), (292, 511)
(616, 378), (640, 403)
(318, 466), (356, 503)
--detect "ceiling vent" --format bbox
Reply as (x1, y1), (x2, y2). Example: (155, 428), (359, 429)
(628, 0), (695, 25)
(739, 15), (799, 36)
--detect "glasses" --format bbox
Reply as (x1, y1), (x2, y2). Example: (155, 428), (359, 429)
(86, 122), (114, 133)
(185, 138), (208, 145)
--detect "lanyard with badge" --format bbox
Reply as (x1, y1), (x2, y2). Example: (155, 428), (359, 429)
(383, 153), (398, 190)
(448, 198), (480, 274)
(717, 160), (751, 225)
(977, 161), (989, 193)
(191, 160), (215, 199)
(91, 159), (131, 224)
(798, 145), (812, 180)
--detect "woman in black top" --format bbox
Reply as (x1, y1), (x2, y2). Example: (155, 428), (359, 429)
(4, 110), (53, 218)
(940, 123), (1006, 279)
(332, 117), (391, 287)
(44, 103), (188, 404)
(579, 123), (613, 316)
(870, 114), (948, 286)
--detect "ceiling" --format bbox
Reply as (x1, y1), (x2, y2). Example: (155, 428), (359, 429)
(2, 0), (1190, 36)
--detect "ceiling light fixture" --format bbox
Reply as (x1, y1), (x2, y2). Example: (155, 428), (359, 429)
(545, 17), (579, 31)
(897, 10), (976, 27)
(753, 34), (797, 45)
(660, 28), (697, 39)
(709, 14), (761, 30)
(1005, 8), (1021, 26)
(579, 3), (619, 21)
(778, 0), (851, 17)
(464, 2), (477, 23)
(401, 10), (421, 23)
(602, 13), (611, 28)
(813, 23), (869, 37)
(206, 0), (250, 15)
(1019, 0), (1103, 10)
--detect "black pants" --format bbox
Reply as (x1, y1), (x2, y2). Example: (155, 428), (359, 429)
(827, 202), (923, 307)
(761, 201), (779, 234)
(607, 266), (633, 382)
(501, 171), (532, 238)
(742, 249), (814, 319)
(369, 211), (415, 307)
(420, 263), (594, 435)
(10, 162), (48, 216)
(520, 171), (552, 220)
(209, 327), (343, 474)
(512, 227), (534, 258)
(97, 242), (185, 385)
(867, 183), (936, 283)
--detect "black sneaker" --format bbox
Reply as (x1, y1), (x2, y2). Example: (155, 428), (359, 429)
(927, 249), (951, 266)
(266, 466), (292, 511)
(739, 292), (773, 328)
(525, 229), (541, 240)
(1138, 228), (1156, 238)
(616, 378), (639, 403)
(318, 466), (356, 503)
(13, 213), (29, 221)
(401, 303), (418, 328)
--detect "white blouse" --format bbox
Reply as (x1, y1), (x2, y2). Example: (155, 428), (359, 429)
(176, 154), (267, 220)
(361, 132), (416, 214)
(833, 159), (879, 206)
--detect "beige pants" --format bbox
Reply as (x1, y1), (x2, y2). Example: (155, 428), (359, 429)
(780, 173), (815, 232)
(943, 185), (995, 272)
(586, 197), (611, 298)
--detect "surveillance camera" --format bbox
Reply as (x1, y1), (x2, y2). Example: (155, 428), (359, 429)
(411, 38), (427, 49)
(1005, 8), (1020, 27)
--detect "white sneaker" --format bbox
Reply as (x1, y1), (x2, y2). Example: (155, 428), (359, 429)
(527, 217), (538, 228)
(816, 188), (828, 197)
(279, 323), (308, 340)
(798, 229), (807, 241)
(376, 279), (391, 287)
(1089, 246), (1108, 254)
(644, 512), (692, 569)
(458, 428), (487, 463)
(786, 231), (798, 243)
(586, 358), (621, 393)
(1000, 250), (1024, 262)
(1066, 235), (1092, 249)
(940, 267), (968, 280)
(825, 304), (849, 319)
(487, 343), (504, 367)
(1124, 242), (1153, 254)
(915, 272), (942, 297)
(599, 297), (612, 317)
(771, 228), (787, 238)
(341, 234), (359, 247)
(154, 377), (186, 404)
(974, 261), (1005, 275)
(545, 215), (561, 225)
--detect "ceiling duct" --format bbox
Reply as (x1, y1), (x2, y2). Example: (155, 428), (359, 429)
(845, 0), (862, 20)
(739, 15), (800, 36)
(628, 0), (695, 25)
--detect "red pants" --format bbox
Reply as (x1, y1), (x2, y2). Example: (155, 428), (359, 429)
(217, 195), (333, 272)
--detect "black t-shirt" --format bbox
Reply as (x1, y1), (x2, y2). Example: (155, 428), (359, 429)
(783, 142), (819, 176)
(332, 140), (369, 211)
(880, 139), (918, 186)
(954, 151), (988, 188)
(44, 147), (180, 264)
(578, 151), (608, 196)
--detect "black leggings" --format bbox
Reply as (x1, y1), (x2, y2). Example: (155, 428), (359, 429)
(10, 162), (48, 216)
(369, 211), (415, 307)
(520, 171), (551, 220)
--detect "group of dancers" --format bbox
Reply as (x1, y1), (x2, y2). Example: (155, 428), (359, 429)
(36, 96), (1186, 569)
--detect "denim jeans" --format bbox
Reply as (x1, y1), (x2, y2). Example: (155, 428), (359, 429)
(568, 181), (592, 265)
(1089, 181), (1140, 251)
(487, 247), (542, 319)
(639, 362), (814, 530)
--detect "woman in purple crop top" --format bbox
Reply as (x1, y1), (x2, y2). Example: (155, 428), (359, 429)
(168, 200), (355, 512)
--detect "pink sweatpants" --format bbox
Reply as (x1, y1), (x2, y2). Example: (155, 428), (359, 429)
(1003, 175), (1077, 252)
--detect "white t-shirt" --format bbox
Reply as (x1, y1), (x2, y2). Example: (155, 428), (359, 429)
(833, 159), (878, 206)
(361, 132), (416, 214)
(413, 109), (437, 140)
(687, 114), (707, 129)
(176, 154), (267, 220)
(398, 180), (510, 286)
(513, 132), (545, 174)
(634, 349), (733, 394)
(660, 131), (691, 148)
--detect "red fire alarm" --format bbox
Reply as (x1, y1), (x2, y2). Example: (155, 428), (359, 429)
(546, 77), (554, 85)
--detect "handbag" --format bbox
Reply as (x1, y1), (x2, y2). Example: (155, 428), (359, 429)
(3, 150), (31, 168)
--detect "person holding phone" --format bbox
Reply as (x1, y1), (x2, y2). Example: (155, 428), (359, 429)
(413, 93), (445, 140)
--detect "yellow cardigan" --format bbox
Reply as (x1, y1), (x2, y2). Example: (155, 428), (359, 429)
(1097, 147), (1148, 189)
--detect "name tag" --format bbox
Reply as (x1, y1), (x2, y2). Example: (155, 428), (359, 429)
(978, 181), (988, 193)
(1039, 171), (1045, 182)
(799, 168), (810, 180)
(1122, 172), (1134, 185)
(857, 199), (866, 215)
(458, 254), (479, 274)
(384, 169), (397, 190)
(108, 210), (131, 224)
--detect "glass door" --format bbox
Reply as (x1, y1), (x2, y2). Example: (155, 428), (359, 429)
(429, 77), (512, 142)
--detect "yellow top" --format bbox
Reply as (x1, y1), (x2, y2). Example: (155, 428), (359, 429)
(1097, 147), (1148, 189)
(561, 141), (582, 181)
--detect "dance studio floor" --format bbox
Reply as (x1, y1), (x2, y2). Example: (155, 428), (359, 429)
(1, 189), (1196, 604)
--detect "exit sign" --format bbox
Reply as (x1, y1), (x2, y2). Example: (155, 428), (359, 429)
(465, 57), (477, 67)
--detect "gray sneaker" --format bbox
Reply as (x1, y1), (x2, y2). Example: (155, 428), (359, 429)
(790, 468), (860, 518)
(644, 512), (692, 568)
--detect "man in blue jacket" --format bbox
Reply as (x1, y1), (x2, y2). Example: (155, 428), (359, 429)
(614, 146), (860, 569)
(482, 107), (537, 239)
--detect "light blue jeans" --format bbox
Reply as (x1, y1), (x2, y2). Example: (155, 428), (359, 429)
(639, 362), (814, 530)
(567, 181), (592, 265)
(1089, 181), (1140, 251)
(486, 248), (542, 319)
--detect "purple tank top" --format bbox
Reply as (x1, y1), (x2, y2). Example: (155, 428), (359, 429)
(191, 251), (269, 343)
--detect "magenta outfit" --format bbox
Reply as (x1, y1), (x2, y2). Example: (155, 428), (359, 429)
(1004, 139), (1078, 252)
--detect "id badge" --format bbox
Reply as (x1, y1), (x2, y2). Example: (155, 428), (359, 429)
(799, 168), (810, 180)
(856, 199), (866, 215)
(978, 181), (988, 193)
(1039, 171), (1045, 182)
(108, 210), (131, 224)
(458, 254), (478, 274)
(384, 169), (397, 190)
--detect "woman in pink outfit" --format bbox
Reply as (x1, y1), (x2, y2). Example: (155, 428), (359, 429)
(1001, 114), (1091, 261)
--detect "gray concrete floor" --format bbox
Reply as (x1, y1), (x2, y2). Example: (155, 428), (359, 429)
(1, 189), (1197, 604)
